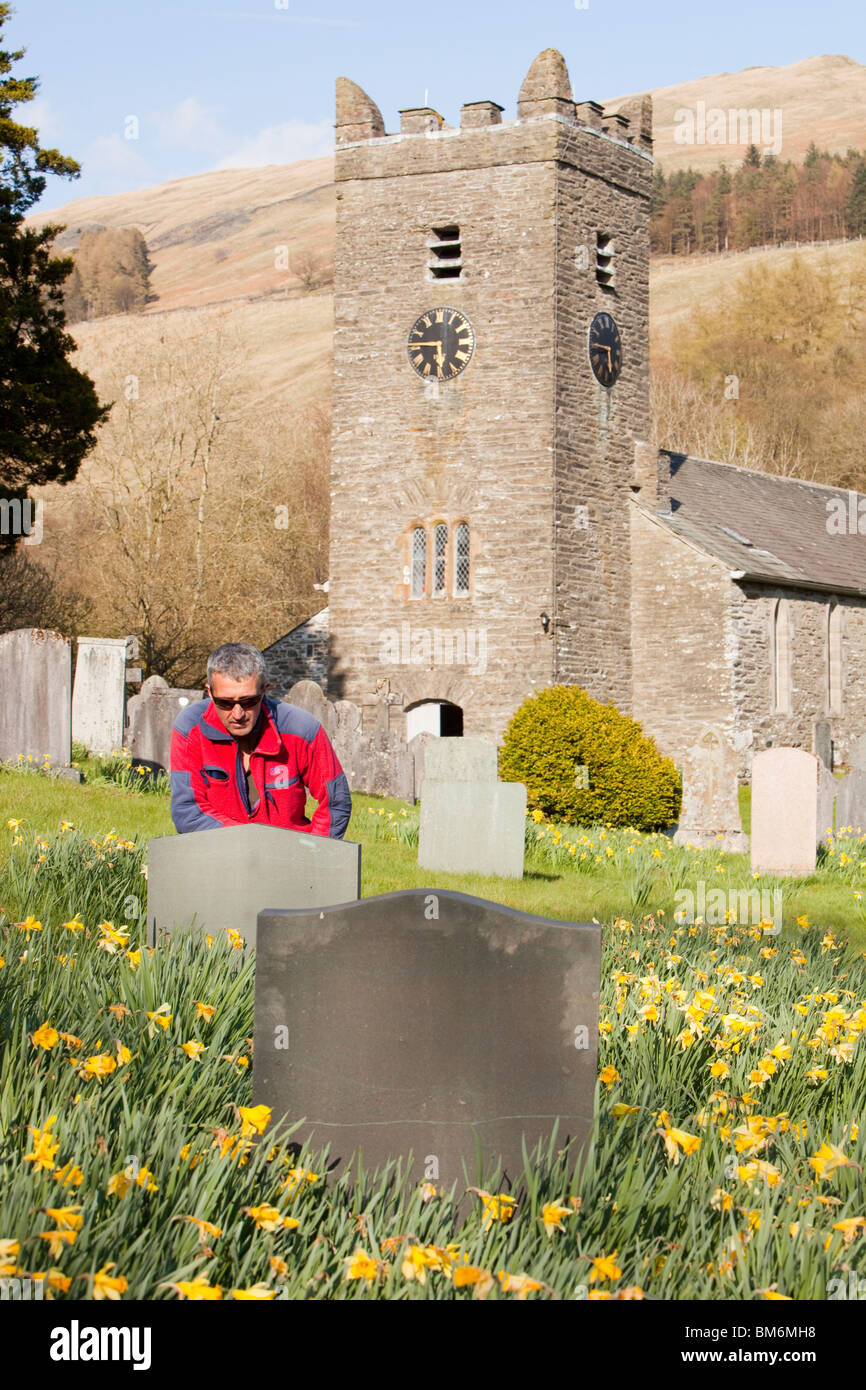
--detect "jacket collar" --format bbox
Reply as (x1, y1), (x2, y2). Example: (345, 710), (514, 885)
(201, 696), (281, 754)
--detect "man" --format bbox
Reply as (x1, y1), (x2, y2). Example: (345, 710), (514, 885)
(170, 641), (351, 838)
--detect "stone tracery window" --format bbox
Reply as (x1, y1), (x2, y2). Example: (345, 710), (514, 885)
(772, 598), (791, 714)
(410, 526), (426, 599)
(454, 521), (470, 596)
(407, 521), (471, 599)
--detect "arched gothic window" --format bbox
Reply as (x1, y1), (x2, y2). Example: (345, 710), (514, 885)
(454, 522), (470, 596)
(773, 598), (791, 714)
(828, 602), (843, 714)
(410, 527), (426, 599)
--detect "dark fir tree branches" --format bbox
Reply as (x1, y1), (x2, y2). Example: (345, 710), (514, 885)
(0, 2), (107, 544)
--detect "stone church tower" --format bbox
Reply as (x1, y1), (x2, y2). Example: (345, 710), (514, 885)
(328, 49), (653, 741)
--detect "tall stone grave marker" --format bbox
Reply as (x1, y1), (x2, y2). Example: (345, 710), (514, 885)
(813, 719), (832, 769)
(0, 628), (71, 766)
(816, 765), (838, 844)
(126, 676), (204, 771)
(72, 636), (134, 755)
(750, 748), (818, 875)
(418, 738), (526, 878)
(674, 725), (746, 851)
(147, 824), (361, 947)
(253, 890), (600, 1186)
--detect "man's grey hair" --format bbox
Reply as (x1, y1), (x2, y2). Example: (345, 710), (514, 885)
(207, 642), (267, 688)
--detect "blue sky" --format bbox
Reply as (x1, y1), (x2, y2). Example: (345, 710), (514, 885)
(12, 0), (866, 213)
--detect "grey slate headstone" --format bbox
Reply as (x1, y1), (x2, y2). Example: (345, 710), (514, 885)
(147, 824), (361, 947)
(673, 724), (746, 852)
(419, 780), (527, 878)
(423, 736), (498, 784)
(126, 676), (204, 770)
(253, 890), (600, 1186)
(72, 636), (130, 755)
(0, 628), (71, 766)
(813, 720), (832, 769)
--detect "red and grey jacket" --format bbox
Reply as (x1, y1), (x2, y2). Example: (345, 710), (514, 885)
(170, 696), (351, 838)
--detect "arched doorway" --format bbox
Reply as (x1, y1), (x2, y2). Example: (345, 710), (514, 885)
(405, 699), (464, 740)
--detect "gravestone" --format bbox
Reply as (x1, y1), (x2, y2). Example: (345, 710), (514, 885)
(750, 748), (818, 876)
(147, 824), (361, 947)
(419, 736), (524, 877)
(673, 725), (747, 852)
(253, 890), (600, 1186)
(816, 765), (838, 844)
(284, 680), (416, 802)
(0, 628), (71, 766)
(849, 734), (866, 772)
(72, 636), (133, 755)
(835, 771), (866, 832)
(126, 676), (204, 771)
(813, 719), (832, 769)
(424, 735), (498, 784)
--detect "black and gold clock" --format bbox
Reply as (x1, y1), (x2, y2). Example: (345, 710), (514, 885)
(407, 307), (475, 380)
(588, 312), (622, 388)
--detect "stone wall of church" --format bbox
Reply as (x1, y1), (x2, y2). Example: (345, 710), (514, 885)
(264, 608), (329, 697)
(731, 585), (866, 772)
(630, 504), (736, 761)
(553, 125), (651, 711)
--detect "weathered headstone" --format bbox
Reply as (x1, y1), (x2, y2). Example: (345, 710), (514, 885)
(423, 735), (498, 784)
(813, 719), (832, 769)
(673, 725), (746, 851)
(849, 734), (866, 772)
(253, 890), (600, 1185)
(72, 636), (133, 755)
(285, 680), (416, 802)
(835, 770), (866, 832)
(750, 748), (818, 876)
(0, 628), (71, 766)
(419, 736), (524, 877)
(126, 676), (204, 771)
(147, 824), (361, 947)
(817, 765), (838, 844)
(419, 782), (527, 878)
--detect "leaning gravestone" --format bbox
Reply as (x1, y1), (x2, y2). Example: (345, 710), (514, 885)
(126, 676), (204, 771)
(419, 738), (526, 878)
(0, 628), (71, 766)
(147, 824), (361, 947)
(674, 725), (746, 851)
(72, 637), (132, 755)
(253, 890), (600, 1186)
(750, 748), (818, 875)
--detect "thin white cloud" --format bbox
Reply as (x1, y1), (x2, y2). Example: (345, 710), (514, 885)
(20, 97), (62, 143)
(208, 9), (362, 26)
(211, 118), (333, 168)
(81, 133), (155, 182)
(148, 96), (224, 152)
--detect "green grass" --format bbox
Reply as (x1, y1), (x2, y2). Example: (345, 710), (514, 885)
(1, 767), (866, 1300)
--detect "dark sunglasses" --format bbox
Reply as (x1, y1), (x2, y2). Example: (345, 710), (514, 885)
(210, 691), (264, 711)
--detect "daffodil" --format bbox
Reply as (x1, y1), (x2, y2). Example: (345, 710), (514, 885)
(172, 1278), (223, 1300)
(344, 1250), (384, 1282)
(541, 1201), (573, 1237)
(498, 1271), (545, 1298)
(232, 1283), (276, 1300)
(180, 1040), (206, 1062)
(599, 1065), (620, 1086)
(93, 1264), (128, 1299)
(810, 1141), (855, 1180)
(238, 1104), (271, 1136)
(43, 1206), (83, 1230)
(244, 1203), (299, 1233)
(589, 1250), (622, 1283)
(31, 1023), (59, 1050)
(194, 1001), (215, 1021)
(37, 1229), (76, 1258)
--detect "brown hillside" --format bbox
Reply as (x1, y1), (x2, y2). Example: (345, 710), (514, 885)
(607, 53), (866, 174)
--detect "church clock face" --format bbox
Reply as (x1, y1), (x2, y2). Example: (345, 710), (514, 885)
(407, 307), (475, 380)
(588, 312), (622, 388)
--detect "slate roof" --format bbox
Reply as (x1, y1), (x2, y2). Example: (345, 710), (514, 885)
(651, 452), (866, 597)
